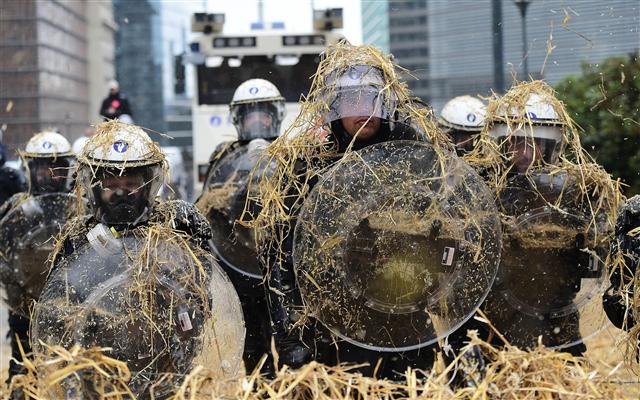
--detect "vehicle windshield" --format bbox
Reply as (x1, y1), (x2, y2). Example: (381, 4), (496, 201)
(197, 54), (320, 105)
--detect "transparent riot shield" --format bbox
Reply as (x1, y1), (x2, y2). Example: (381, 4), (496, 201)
(0, 193), (77, 314)
(199, 140), (274, 279)
(293, 139), (502, 352)
(32, 232), (245, 397)
(483, 172), (611, 350)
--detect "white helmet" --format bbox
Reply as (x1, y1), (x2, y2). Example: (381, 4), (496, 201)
(439, 96), (486, 132)
(24, 130), (73, 158)
(78, 121), (165, 226)
(489, 90), (565, 173)
(72, 136), (89, 155)
(82, 124), (159, 167)
(327, 65), (387, 89)
(21, 130), (74, 195)
(494, 92), (563, 126)
(230, 79), (285, 142)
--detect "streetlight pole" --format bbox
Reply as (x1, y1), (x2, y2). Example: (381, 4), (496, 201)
(492, 0), (505, 93)
(514, 0), (531, 79)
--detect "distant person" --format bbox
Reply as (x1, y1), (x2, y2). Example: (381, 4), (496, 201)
(99, 80), (133, 121)
(72, 127), (96, 155)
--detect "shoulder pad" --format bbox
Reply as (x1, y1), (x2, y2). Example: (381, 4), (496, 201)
(151, 200), (212, 250)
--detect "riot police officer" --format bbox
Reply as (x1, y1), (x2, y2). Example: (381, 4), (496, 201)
(263, 63), (423, 371)
(261, 51), (501, 380)
(201, 78), (286, 179)
(0, 130), (75, 380)
(197, 78), (286, 373)
(31, 121), (244, 396)
(477, 88), (609, 357)
(438, 95), (486, 156)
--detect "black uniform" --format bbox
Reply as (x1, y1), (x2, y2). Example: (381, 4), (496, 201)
(1, 199), (209, 382)
(99, 92), (133, 121)
(603, 195), (640, 332)
(450, 172), (604, 365)
(197, 140), (275, 374)
(54, 200), (212, 263)
(2, 192), (77, 381)
(262, 120), (440, 379)
(32, 200), (216, 396)
(0, 193), (30, 380)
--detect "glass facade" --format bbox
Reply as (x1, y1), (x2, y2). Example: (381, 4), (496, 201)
(361, 1), (390, 53)
(389, 0), (430, 101)
(428, 0), (640, 110)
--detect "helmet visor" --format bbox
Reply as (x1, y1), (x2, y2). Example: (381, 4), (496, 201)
(491, 124), (563, 173)
(232, 102), (281, 141)
(326, 86), (386, 124)
(26, 156), (73, 194)
(85, 164), (162, 225)
(499, 137), (561, 173)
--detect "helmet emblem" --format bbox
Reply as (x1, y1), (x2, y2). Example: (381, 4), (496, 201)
(348, 68), (362, 80)
(466, 113), (477, 123)
(210, 116), (222, 126)
(113, 141), (129, 153)
(42, 141), (52, 149)
(249, 87), (259, 95)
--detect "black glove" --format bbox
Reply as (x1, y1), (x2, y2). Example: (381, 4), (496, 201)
(152, 200), (213, 251)
(602, 290), (632, 330)
(276, 334), (312, 369)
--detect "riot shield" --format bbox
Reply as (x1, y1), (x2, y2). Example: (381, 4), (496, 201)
(199, 140), (274, 279)
(0, 193), (77, 313)
(32, 232), (245, 396)
(293, 139), (502, 352)
(483, 172), (611, 350)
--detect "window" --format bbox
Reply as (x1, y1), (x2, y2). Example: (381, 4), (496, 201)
(197, 54), (320, 105)
(390, 0), (427, 11)
(390, 32), (428, 42)
(393, 47), (428, 58)
(389, 15), (427, 27)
